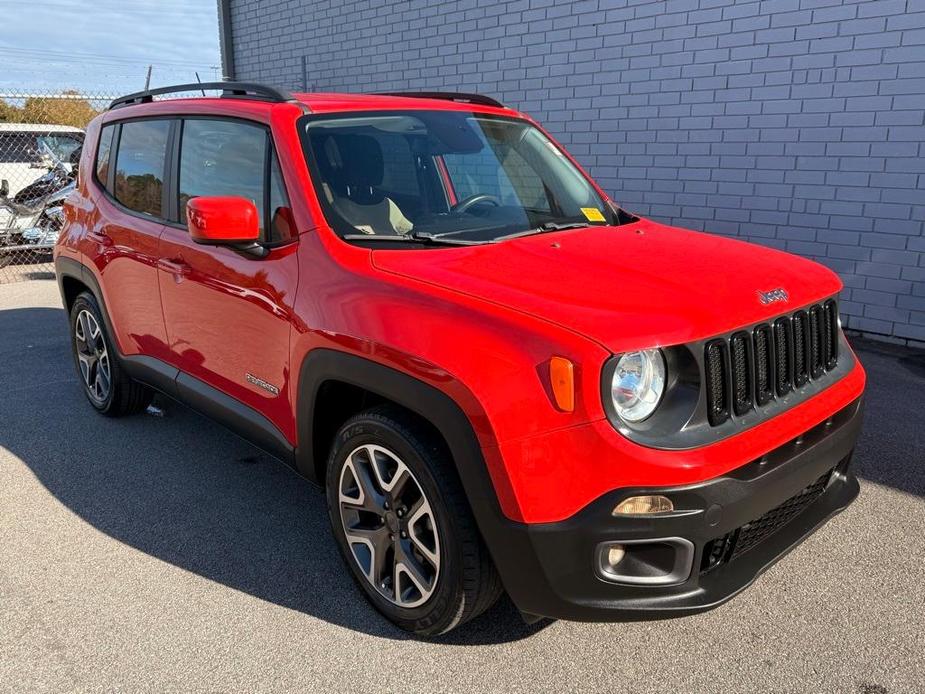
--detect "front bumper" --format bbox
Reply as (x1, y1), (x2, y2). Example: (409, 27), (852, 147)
(486, 397), (863, 621)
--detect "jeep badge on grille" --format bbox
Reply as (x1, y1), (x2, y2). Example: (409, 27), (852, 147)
(758, 288), (789, 305)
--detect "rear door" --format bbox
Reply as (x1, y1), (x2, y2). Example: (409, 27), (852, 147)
(157, 117), (299, 441)
(89, 119), (172, 363)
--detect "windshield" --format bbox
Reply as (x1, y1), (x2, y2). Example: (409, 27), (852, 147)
(300, 111), (620, 246)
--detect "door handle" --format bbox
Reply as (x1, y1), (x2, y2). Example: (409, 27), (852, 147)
(157, 258), (191, 276)
(87, 231), (112, 247)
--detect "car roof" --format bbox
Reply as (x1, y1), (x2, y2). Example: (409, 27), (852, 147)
(0, 123), (84, 133)
(101, 91), (525, 123)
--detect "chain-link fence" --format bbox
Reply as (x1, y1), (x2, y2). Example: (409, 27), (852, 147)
(0, 90), (118, 283)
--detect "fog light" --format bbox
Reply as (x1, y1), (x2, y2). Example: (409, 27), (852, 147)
(612, 495), (674, 516)
(596, 538), (695, 586)
(606, 544), (626, 567)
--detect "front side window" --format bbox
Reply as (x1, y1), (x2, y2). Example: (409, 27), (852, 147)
(114, 120), (170, 217)
(179, 119), (267, 235)
(301, 111), (617, 246)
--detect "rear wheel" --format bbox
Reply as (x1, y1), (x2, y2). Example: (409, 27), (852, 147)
(69, 292), (152, 416)
(326, 405), (501, 635)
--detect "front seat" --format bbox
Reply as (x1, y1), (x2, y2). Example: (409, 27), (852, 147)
(319, 133), (413, 236)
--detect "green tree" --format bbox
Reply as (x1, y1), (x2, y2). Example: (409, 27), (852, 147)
(19, 91), (101, 128)
(0, 99), (24, 123)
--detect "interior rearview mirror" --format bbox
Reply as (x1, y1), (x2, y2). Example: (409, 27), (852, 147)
(187, 196), (261, 246)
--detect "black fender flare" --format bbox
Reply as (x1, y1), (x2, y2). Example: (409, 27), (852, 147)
(294, 348), (492, 485)
(55, 256), (126, 361)
(294, 348), (552, 605)
(294, 348), (557, 612)
(55, 255), (178, 395)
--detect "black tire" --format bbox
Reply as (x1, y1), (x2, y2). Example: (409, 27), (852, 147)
(69, 291), (152, 416)
(325, 404), (502, 635)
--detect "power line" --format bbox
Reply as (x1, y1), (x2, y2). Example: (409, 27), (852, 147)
(0, 46), (218, 70)
(0, 0), (211, 13)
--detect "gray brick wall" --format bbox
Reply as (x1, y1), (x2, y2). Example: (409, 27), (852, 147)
(226, 0), (925, 345)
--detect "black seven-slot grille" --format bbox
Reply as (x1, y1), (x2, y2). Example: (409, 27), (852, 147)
(705, 300), (839, 426)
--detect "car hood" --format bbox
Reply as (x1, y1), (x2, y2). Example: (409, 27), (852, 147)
(371, 218), (843, 353)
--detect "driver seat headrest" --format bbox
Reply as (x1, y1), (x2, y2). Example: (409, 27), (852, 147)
(320, 133), (385, 196)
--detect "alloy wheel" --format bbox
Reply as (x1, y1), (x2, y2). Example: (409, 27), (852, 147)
(338, 444), (441, 608)
(74, 309), (111, 403)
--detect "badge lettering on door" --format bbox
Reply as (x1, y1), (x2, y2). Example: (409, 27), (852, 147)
(246, 373), (280, 396)
(757, 288), (789, 305)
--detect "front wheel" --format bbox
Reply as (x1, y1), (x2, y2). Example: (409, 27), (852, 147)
(325, 405), (501, 635)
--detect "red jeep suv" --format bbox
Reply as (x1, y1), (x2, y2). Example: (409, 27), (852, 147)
(55, 83), (865, 635)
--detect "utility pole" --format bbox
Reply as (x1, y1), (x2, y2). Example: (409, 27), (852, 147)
(144, 65), (152, 90)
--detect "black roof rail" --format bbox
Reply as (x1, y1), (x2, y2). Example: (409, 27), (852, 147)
(372, 91), (507, 109)
(108, 81), (297, 110)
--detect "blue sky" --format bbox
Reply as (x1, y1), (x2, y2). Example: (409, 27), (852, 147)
(0, 0), (221, 96)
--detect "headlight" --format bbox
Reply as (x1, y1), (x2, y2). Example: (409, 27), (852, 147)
(609, 349), (666, 423)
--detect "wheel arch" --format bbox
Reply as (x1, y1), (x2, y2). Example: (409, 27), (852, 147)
(55, 256), (116, 337)
(295, 348), (516, 526)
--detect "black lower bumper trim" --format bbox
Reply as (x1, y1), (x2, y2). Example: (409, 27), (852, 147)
(487, 397), (863, 621)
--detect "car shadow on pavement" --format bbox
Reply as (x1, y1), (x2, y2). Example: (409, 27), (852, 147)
(0, 306), (550, 645)
(2, 308), (922, 644)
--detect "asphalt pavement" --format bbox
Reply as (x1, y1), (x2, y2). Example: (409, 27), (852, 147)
(1, 279), (923, 693)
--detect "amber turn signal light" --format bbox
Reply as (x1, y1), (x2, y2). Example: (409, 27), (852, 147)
(549, 356), (575, 412)
(612, 495), (674, 516)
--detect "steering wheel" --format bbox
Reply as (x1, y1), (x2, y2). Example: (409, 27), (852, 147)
(451, 194), (501, 214)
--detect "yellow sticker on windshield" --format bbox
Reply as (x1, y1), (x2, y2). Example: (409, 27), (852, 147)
(581, 207), (606, 223)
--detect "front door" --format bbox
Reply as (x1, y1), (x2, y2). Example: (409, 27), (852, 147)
(156, 118), (299, 441)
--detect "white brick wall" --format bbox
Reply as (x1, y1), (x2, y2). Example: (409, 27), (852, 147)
(227, 0), (925, 345)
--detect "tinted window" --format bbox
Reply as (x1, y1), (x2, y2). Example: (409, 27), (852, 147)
(114, 120), (170, 216)
(0, 132), (37, 163)
(95, 125), (115, 190)
(179, 119), (267, 232)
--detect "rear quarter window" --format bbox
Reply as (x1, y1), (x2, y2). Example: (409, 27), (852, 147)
(95, 125), (116, 191)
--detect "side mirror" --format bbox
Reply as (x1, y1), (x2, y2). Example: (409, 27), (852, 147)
(0, 180), (8, 198)
(187, 196), (260, 246)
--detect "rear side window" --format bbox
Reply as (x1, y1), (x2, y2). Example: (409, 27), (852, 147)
(95, 125), (115, 190)
(114, 120), (170, 217)
(179, 118), (291, 241)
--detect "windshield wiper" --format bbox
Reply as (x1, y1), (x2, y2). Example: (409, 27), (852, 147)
(343, 232), (489, 246)
(493, 221), (593, 242)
